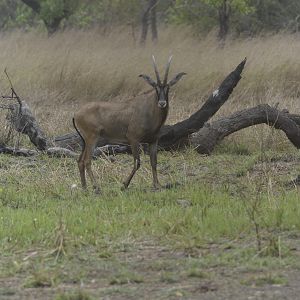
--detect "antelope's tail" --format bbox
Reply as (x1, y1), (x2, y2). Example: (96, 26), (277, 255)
(72, 117), (86, 156)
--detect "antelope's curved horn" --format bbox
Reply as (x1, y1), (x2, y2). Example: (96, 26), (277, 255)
(152, 55), (161, 84)
(163, 55), (173, 85)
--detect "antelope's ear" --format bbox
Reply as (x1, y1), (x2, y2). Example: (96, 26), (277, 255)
(168, 72), (187, 87)
(139, 74), (157, 88)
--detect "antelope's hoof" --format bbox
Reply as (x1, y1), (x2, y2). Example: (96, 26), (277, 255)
(121, 184), (128, 191)
(151, 184), (162, 191)
(93, 186), (102, 195)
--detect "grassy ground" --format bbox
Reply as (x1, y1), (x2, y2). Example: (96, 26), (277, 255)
(1, 29), (300, 299)
(1, 147), (300, 299)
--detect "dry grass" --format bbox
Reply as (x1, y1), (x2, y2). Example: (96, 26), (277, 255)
(0, 28), (300, 150)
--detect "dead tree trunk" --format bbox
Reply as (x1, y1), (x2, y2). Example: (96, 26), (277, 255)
(158, 58), (247, 149)
(7, 101), (48, 150)
(191, 104), (300, 154)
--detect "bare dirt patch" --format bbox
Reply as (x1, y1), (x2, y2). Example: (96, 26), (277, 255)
(1, 235), (300, 300)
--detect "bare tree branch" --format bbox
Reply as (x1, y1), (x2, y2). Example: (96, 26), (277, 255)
(191, 104), (300, 154)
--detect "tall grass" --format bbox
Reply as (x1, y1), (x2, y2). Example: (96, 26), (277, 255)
(0, 28), (300, 149)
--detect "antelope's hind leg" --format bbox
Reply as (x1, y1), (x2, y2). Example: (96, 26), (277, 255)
(84, 137), (101, 194)
(78, 144), (87, 189)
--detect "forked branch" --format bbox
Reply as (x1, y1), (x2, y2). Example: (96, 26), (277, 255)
(4, 68), (22, 111)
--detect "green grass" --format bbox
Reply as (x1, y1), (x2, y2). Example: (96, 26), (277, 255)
(1, 150), (300, 250)
(1, 149), (300, 298)
(241, 273), (288, 286)
(55, 290), (94, 300)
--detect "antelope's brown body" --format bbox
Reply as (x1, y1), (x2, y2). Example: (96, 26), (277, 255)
(73, 56), (186, 192)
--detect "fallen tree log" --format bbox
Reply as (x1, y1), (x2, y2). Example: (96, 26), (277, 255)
(8, 100), (48, 150)
(158, 58), (247, 149)
(191, 104), (300, 154)
(0, 145), (37, 156)
(4, 103), (300, 158)
(1, 69), (48, 150)
(4, 58), (300, 158)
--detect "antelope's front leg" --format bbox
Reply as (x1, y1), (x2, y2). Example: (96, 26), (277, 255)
(122, 142), (140, 190)
(149, 141), (161, 189)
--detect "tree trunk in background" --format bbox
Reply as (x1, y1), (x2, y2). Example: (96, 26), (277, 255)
(218, 0), (230, 42)
(140, 1), (149, 46)
(140, 0), (158, 46)
(45, 18), (64, 36)
(151, 0), (158, 43)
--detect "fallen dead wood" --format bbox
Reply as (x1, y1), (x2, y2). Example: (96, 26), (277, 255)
(2, 69), (48, 150)
(8, 100), (48, 150)
(0, 144), (131, 158)
(158, 58), (247, 149)
(3, 59), (300, 159)
(0, 145), (37, 156)
(191, 104), (300, 154)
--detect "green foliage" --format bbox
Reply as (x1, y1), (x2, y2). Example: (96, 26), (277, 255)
(234, 0), (300, 35)
(0, 0), (298, 36)
(168, 0), (254, 36)
(203, 0), (253, 14)
(168, 0), (300, 37)
(167, 0), (217, 34)
(69, 0), (141, 28)
(0, 0), (35, 30)
(39, 0), (79, 24)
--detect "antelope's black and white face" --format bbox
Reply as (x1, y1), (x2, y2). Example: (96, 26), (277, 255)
(139, 56), (186, 109)
(156, 83), (169, 108)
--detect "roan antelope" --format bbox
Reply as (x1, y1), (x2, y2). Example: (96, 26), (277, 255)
(73, 56), (186, 193)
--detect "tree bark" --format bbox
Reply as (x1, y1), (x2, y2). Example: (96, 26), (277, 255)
(218, 0), (230, 42)
(44, 17), (65, 36)
(140, 0), (158, 45)
(0, 145), (37, 157)
(191, 104), (300, 154)
(150, 0), (158, 43)
(7, 101), (48, 150)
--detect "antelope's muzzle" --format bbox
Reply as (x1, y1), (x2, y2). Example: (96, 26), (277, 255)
(158, 100), (167, 108)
